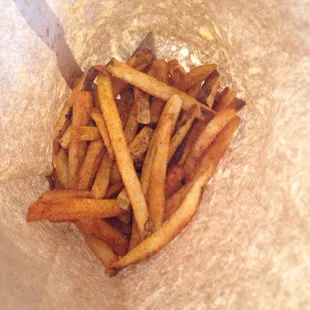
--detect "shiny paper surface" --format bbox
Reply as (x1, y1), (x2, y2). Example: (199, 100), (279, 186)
(1, 0), (310, 309)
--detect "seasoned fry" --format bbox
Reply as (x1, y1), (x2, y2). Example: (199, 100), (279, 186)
(168, 105), (199, 162)
(71, 126), (101, 141)
(79, 218), (128, 256)
(213, 87), (237, 112)
(97, 71), (150, 239)
(116, 89), (134, 126)
(54, 148), (69, 189)
(67, 91), (92, 188)
(92, 152), (114, 199)
(123, 103), (139, 144)
(27, 198), (124, 222)
(134, 87), (150, 124)
(129, 219), (141, 251)
(77, 224), (118, 269)
(183, 98), (245, 178)
(111, 126), (154, 184)
(105, 182), (124, 198)
(197, 70), (220, 108)
(77, 139), (105, 190)
(59, 125), (71, 149)
(108, 176), (205, 273)
(106, 59), (215, 119)
(165, 165), (185, 198)
(148, 60), (169, 123)
(41, 189), (92, 200)
(90, 108), (114, 159)
(165, 116), (241, 219)
(148, 95), (182, 231)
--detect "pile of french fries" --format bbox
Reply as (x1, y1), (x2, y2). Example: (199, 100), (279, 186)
(27, 49), (245, 275)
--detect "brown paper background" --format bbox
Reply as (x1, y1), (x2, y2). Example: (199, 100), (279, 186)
(1, 0), (310, 309)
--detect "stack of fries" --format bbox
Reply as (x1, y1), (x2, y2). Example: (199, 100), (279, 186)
(27, 49), (245, 275)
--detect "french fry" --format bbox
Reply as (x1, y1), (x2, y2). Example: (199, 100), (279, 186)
(54, 148), (69, 189)
(168, 105), (199, 163)
(90, 108), (114, 159)
(183, 98), (245, 179)
(77, 223), (118, 269)
(91, 152), (114, 199)
(117, 188), (131, 211)
(197, 70), (220, 108)
(77, 139), (105, 190)
(187, 82), (201, 99)
(91, 87), (101, 109)
(129, 219), (141, 251)
(148, 95), (182, 231)
(111, 49), (153, 96)
(71, 126), (101, 141)
(67, 91), (92, 188)
(108, 176), (205, 273)
(41, 189), (92, 200)
(79, 218), (128, 256)
(165, 165), (185, 198)
(106, 59), (215, 119)
(168, 60), (186, 87)
(59, 125), (71, 149)
(111, 126), (154, 184)
(213, 87), (237, 112)
(105, 182), (124, 198)
(123, 103), (139, 144)
(116, 89), (134, 126)
(97, 71), (150, 239)
(165, 116), (241, 219)
(134, 87), (150, 124)
(27, 198), (124, 222)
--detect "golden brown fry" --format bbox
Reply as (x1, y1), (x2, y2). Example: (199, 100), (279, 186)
(92, 152), (114, 199)
(134, 87), (150, 124)
(108, 176), (205, 273)
(77, 223), (118, 269)
(168, 105), (199, 163)
(123, 103), (139, 144)
(110, 126), (154, 184)
(105, 182), (124, 198)
(175, 64), (217, 92)
(68, 91), (92, 188)
(79, 218), (128, 256)
(197, 70), (220, 108)
(41, 189), (92, 200)
(106, 59), (215, 119)
(59, 125), (71, 149)
(54, 148), (69, 189)
(71, 126), (101, 141)
(116, 89), (134, 126)
(27, 198), (124, 222)
(183, 98), (245, 178)
(129, 219), (141, 251)
(91, 87), (101, 109)
(148, 95), (182, 231)
(165, 165), (185, 198)
(90, 108), (114, 159)
(77, 139), (105, 190)
(97, 71), (149, 239)
(187, 82), (201, 99)
(165, 116), (241, 219)
(213, 87), (237, 112)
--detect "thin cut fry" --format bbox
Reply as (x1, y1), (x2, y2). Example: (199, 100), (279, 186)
(77, 139), (105, 190)
(148, 95), (182, 231)
(91, 152), (114, 199)
(27, 198), (124, 222)
(165, 165), (185, 198)
(134, 87), (150, 124)
(165, 116), (241, 219)
(168, 105), (199, 162)
(106, 59), (215, 119)
(54, 148), (69, 189)
(77, 223), (118, 269)
(197, 70), (220, 108)
(68, 91), (92, 188)
(79, 218), (128, 256)
(90, 108), (114, 159)
(71, 126), (101, 141)
(97, 71), (150, 239)
(129, 219), (141, 251)
(183, 99), (245, 178)
(59, 125), (71, 149)
(116, 91), (133, 126)
(123, 103), (139, 144)
(41, 189), (92, 200)
(213, 87), (237, 112)
(108, 176), (205, 273)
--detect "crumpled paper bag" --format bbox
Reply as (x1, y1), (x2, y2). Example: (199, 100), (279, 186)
(1, 0), (310, 309)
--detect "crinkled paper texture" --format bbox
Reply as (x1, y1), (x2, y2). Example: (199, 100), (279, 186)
(1, 0), (310, 309)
